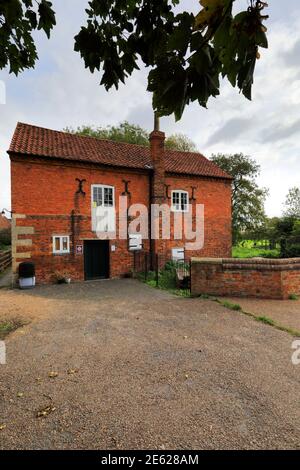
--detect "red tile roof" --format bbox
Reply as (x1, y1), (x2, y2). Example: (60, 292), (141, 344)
(0, 215), (11, 230)
(8, 123), (232, 180)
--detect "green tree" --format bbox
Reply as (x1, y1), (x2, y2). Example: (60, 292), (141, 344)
(65, 122), (149, 146)
(1, 1), (268, 121)
(274, 217), (296, 257)
(242, 217), (280, 248)
(277, 192), (300, 257)
(65, 122), (197, 151)
(211, 153), (268, 244)
(275, 217), (295, 239)
(165, 133), (197, 152)
(292, 220), (300, 237)
(283, 187), (300, 219)
(262, 217), (281, 249)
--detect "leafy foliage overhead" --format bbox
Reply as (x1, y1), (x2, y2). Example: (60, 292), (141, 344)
(1, 1), (268, 121)
(0, 0), (56, 74)
(74, 0), (269, 120)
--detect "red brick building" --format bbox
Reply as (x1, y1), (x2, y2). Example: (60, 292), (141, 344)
(9, 122), (232, 284)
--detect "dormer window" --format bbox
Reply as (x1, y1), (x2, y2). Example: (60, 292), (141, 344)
(171, 190), (189, 212)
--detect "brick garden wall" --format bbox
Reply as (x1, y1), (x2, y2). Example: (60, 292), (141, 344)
(191, 258), (300, 300)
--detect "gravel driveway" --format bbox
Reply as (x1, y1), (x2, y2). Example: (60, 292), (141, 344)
(224, 296), (300, 332)
(0, 279), (299, 450)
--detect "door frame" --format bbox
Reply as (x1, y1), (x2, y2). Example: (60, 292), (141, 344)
(83, 239), (110, 281)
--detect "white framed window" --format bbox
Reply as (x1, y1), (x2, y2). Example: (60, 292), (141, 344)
(91, 184), (115, 232)
(129, 233), (143, 251)
(92, 184), (114, 208)
(171, 190), (189, 212)
(172, 247), (185, 262)
(53, 235), (70, 254)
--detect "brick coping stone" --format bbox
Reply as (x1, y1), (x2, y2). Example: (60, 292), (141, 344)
(191, 257), (300, 271)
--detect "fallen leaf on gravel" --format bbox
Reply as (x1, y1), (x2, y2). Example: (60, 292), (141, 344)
(43, 394), (53, 401)
(48, 371), (58, 378)
(67, 369), (78, 375)
(37, 405), (56, 418)
(17, 392), (24, 398)
(0, 424), (6, 431)
(183, 335), (188, 339)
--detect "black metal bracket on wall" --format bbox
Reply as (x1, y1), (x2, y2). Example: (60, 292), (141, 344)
(165, 185), (171, 200)
(76, 178), (86, 196)
(190, 186), (196, 202)
(122, 180), (131, 197)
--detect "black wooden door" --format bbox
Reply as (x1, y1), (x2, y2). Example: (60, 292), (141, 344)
(84, 240), (109, 280)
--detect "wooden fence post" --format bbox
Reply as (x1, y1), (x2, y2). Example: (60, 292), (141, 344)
(0, 250), (12, 273)
(189, 259), (192, 294)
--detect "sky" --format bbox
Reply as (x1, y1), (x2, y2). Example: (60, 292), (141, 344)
(0, 0), (300, 217)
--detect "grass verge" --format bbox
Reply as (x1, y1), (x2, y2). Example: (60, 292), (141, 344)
(218, 300), (242, 311)
(142, 277), (191, 297)
(289, 294), (299, 301)
(216, 298), (300, 337)
(136, 267), (191, 298)
(0, 319), (25, 340)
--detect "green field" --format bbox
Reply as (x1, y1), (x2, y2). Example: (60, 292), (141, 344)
(232, 241), (280, 259)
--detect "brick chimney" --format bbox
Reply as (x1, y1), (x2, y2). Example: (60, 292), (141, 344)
(149, 114), (165, 203)
(149, 114), (167, 266)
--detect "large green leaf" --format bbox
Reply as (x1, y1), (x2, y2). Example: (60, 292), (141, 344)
(0, 0), (268, 120)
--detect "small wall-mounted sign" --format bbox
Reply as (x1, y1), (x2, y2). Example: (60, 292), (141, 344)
(111, 245), (116, 252)
(76, 244), (83, 255)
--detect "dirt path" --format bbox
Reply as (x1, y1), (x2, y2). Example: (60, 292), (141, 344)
(0, 280), (299, 450)
(0, 268), (12, 289)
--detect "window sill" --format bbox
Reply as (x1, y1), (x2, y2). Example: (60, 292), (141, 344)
(171, 207), (189, 213)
